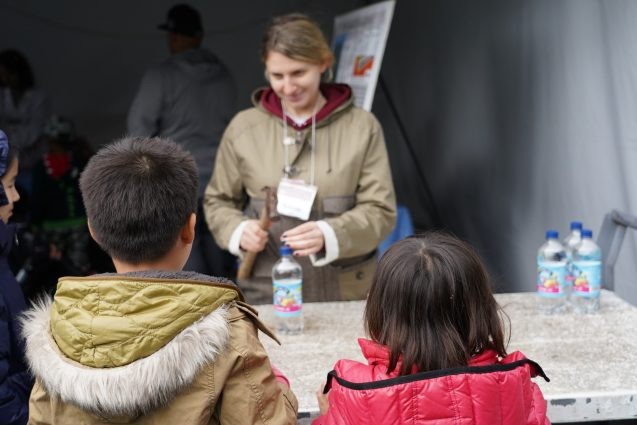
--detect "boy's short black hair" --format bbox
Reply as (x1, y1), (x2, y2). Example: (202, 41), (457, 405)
(79, 137), (198, 264)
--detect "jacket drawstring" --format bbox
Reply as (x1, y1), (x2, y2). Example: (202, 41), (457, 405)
(327, 116), (332, 174)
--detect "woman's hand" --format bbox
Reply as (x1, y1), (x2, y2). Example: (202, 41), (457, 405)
(240, 220), (268, 253)
(281, 221), (325, 256)
(316, 382), (330, 415)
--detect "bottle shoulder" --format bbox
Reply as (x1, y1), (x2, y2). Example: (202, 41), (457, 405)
(563, 233), (582, 249)
(540, 239), (565, 249)
(573, 239), (601, 260)
(273, 257), (302, 275)
(538, 239), (566, 261)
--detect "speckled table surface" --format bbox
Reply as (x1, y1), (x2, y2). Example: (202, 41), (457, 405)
(255, 290), (637, 423)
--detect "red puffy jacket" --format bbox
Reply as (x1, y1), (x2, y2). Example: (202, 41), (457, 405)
(313, 339), (551, 425)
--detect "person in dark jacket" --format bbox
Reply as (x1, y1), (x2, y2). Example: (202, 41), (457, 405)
(0, 129), (32, 425)
(128, 4), (237, 279)
(313, 232), (550, 425)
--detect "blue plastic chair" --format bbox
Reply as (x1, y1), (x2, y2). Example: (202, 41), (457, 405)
(378, 205), (415, 256)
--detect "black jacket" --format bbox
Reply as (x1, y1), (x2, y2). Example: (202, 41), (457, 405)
(0, 222), (32, 425)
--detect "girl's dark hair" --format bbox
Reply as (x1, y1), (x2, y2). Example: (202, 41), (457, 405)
(364, 232), (507, 376)
(0, 49), (35, 91)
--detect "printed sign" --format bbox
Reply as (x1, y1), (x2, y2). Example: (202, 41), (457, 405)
(332, 1), (395, 111)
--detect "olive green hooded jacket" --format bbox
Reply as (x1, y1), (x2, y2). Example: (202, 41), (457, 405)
(21, 271), (298, 424)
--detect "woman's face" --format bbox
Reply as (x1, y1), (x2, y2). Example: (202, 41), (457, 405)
(265, 51), (327, 117)
(0, 158), (20, 224)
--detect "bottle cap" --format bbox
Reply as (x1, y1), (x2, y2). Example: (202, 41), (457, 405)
(546, 230), (559, 239)
(581, 229), (593, 238)
(570, 221), (583, 230)
(279, 245), (293, 256)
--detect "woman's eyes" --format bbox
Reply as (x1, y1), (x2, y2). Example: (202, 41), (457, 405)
(271, 70), (306, 79)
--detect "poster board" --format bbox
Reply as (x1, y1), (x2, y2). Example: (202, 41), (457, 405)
(331, 1), (395, 111)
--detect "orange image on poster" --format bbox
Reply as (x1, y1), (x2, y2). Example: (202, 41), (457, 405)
(353, 55), (374, 76)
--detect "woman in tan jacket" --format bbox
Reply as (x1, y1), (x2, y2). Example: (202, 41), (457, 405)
(204, 14), (396, 304)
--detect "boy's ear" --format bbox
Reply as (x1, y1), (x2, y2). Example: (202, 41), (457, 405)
(181, 212), (196, 245)
(87, 221), (99, 244)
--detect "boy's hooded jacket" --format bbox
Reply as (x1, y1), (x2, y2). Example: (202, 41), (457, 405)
(313, 339), (551, 425)
(21, 271), (298, 424)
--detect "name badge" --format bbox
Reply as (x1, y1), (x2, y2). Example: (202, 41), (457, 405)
(277, 178), (317, 221)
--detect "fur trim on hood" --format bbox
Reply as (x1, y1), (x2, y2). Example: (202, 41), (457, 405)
(21, 296), (231, 418)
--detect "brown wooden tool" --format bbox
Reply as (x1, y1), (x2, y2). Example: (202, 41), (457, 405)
(237, 187), (278, 280)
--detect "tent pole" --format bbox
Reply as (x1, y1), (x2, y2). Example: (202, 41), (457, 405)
(378, 74), (443, 228)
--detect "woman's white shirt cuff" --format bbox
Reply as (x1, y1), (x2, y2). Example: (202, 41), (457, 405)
(228, 221), (249, 259)
(310, 220), (339, 267)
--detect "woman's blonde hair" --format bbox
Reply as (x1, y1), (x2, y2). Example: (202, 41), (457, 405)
(261, 13), (334, 66)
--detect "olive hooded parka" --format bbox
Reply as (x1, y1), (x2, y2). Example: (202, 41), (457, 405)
(21, 271), (298, 424)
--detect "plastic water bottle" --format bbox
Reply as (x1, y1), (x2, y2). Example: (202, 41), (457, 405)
(272, 246), (303, 334)
(562, 221), (583, 299)
(537, 230), (567, 314)
(571, 229), (602, 313)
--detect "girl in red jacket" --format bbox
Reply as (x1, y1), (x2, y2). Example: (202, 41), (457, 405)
(313, 232), (551, 424)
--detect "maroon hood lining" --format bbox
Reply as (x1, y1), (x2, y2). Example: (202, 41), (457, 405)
(258, 83), (352, 130)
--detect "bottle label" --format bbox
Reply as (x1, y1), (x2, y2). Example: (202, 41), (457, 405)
(571, 260), (602, 297)
(564, 252), (574, 288)
(537, 261), (567, 298)
(273, 279), (302, 318)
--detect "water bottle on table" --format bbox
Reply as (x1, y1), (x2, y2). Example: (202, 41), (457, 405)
(571, 229), (602, 313)
(562, 221), (583, 299)
(537, 230), (567, 314)
(272, 246), (303, 334)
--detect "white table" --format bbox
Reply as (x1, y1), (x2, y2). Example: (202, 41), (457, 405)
(255, 290), (637, 422)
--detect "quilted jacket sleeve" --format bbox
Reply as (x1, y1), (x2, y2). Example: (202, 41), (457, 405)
(530, 381), (551, 425)
(214, 309), (298, 424)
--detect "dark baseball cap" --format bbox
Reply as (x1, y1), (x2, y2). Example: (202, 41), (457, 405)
(158, 4), (203, 38)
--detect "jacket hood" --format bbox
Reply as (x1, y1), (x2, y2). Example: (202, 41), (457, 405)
(359, 338), (501, 369)
(253, 83), (353, 130)
(170, 47), (226, 83)
(21, 272), (240, 418)
(356, 338), (505, 380)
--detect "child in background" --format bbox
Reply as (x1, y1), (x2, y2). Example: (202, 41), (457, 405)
(21, 137), (297, 424)
(16, 115), (99, 303)
(30, 115), (91, 274)
(314, 232), (551, 425)
(0, 129), (33, 425)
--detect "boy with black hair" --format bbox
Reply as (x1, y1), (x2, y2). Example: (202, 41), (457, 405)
(21, 136), (298, 424)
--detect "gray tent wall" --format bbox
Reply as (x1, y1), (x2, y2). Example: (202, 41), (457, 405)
(1, 0), (636, 305)
(0, 0), (361, 145)
(376, 0), (637, 305)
